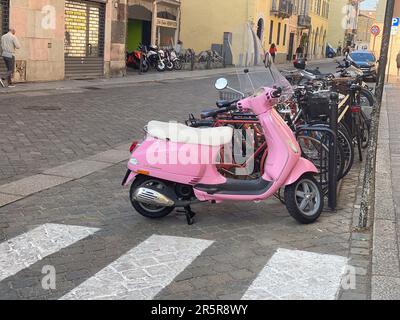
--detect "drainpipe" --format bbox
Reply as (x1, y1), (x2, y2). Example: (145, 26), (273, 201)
(151, 0), (158, 46)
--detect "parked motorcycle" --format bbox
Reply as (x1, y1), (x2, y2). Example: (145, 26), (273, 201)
(144, 45), (166, 72)
(126, 47), (148, 71)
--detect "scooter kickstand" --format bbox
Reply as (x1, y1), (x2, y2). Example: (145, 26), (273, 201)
(179, 205), (196, 225)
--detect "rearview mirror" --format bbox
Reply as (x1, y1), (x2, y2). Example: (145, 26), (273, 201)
(215, 78), (228, 90)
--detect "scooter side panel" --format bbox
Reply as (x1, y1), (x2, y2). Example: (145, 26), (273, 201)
(127, 137), (226, 186)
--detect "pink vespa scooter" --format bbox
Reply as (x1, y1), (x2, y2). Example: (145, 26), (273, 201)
(122, 71), (324, 225)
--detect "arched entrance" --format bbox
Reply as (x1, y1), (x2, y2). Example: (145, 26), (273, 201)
(126, 4), (153, 52)
(257, 18), (264, 41)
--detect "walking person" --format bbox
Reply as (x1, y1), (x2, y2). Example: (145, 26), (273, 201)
(295, 45), (303, 59)
(397, 52), (400, 77)
(337, 45), (342, 56)
(269, 44), (277, 63)
(1, 28), (21, 88)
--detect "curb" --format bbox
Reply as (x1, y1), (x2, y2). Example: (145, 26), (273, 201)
(0, 142), (132, 209)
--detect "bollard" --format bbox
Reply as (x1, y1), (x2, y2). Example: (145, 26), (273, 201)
(328, 92), (339, 210)
(190, 50), (195, 71)
(139, 51), (144, 75)
(206, 51), (212, 70)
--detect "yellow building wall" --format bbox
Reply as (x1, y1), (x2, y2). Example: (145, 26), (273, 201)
(370, 0), (400, 78)
(180, 0), (291, 63)
(179, 0), (248, 53)
(326, 0), (347, 48)
(309, 1), (329, 58)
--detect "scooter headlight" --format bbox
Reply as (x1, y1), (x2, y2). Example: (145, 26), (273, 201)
(129, 158), (139, 165)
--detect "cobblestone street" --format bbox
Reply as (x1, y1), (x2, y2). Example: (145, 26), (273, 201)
(0, 160), (363, 300)
(0, 76), (224, 185)
(0, 66), (371, 300)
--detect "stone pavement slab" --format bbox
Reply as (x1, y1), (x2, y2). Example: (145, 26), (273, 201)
(87, 150), (131, 164)
(42, 160), (112, 179)
(0, 174), (72, 197)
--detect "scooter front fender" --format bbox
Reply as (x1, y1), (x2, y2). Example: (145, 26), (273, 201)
(122, 170), (138, 186)
(283, 157), (318, 186)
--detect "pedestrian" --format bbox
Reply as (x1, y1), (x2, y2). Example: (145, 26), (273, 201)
(269, 43), (277, 63)
(175, 40), (183, 55)
(344, 46), (350, 58)
(397, 52), (400, 77)
(295, 45), (303, 59)
(337, 45), (342, 56)
(1, 28), (21, 88)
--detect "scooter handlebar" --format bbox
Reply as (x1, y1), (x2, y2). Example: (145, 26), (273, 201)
(271, 87), (282, 98)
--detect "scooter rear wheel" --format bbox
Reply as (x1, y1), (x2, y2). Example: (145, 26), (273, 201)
(284, 174), (324, 224)
(130, 176), (174, 219)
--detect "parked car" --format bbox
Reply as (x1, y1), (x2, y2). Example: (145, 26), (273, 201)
(346, 50), (377, 81)
(293, 57), (307, 70)
(326, 43), (337, 58)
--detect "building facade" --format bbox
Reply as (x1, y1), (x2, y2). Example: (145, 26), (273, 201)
(307, 0), (330, 59)
(327, 0), (364, 52)
(356, 10), (375, 50)
(0, 0), (181, 82)
(370, 0), (400, 78)
(180, 0), (296, 64)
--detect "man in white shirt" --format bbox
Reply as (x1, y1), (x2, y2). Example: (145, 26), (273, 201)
(1, 28), (21, 88)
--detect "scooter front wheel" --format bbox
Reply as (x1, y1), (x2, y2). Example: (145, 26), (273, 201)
(130, 176), (175, 219)
(284, 174), (324, 224)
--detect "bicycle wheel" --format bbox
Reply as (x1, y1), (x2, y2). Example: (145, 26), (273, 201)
(309, 123), (354, 179)
(359, 111), (370, 149)
(297, 133), (345, 195)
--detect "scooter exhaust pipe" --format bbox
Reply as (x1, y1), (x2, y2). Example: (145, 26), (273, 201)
(132, 187), (175, 207)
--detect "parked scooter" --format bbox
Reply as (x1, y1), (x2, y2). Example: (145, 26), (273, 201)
(122, 55), (324, 225)
(163, 49), (175, 71)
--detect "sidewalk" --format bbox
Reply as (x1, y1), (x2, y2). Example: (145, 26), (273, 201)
(371, 82), (400, 299)
(0, 58), (335, 95)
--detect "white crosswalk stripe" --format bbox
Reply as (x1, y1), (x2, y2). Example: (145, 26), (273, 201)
(242, 248), (348, 300)
(60, 235), (214, 300)
(0, 223), (99, 282)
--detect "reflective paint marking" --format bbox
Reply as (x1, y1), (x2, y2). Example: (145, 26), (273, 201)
(242, 248), (348, 300)
(61, 235), (214, 300)
(0, 223), (99, 281)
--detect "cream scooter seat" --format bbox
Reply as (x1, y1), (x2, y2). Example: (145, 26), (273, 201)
(147, 121), (233, 146)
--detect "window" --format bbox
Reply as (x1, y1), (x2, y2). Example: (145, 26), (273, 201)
(283, 24), (287, 46)
(277, 22), (281, 45)
(269, 20), (274, 44)
(257, 18), (264, 40)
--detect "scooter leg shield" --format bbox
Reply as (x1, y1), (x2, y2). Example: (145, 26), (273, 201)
(283, 158), (318, 186)
(123, 171), (138, 186)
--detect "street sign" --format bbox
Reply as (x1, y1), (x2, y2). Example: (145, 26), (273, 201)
(371, 24), (381, 36)
(392, 17), (399, 35)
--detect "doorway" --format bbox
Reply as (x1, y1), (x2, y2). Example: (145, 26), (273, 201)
(64, 0), (106, 79)
(126, 5), (152, 52)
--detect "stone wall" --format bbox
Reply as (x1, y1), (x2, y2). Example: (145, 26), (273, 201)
(11, 0), (65, 82)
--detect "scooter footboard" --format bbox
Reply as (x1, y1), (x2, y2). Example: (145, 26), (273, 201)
(283, 158), (318, 186)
